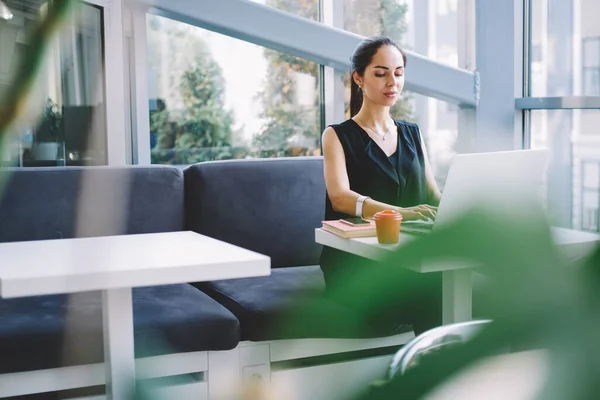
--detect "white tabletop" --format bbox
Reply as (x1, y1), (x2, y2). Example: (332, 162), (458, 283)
(316, 227), (600, 273)
(0, 231), (270, 298)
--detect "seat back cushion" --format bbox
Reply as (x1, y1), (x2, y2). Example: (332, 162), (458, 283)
(184, 157), (325, 268)
(0, 165), (184, 242)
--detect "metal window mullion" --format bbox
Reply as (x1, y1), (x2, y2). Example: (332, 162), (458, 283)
(521, 0), (531, 150)
(456, 0), (476, 154)
(523, 0), (532, 98)
(318, 0), (326, 136)
(322, 0), (345, 129)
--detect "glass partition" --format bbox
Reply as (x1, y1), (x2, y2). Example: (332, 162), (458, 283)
(529, 0), (600, 97)
(0, 2), (107, 167)
(530, 109), (600, 231)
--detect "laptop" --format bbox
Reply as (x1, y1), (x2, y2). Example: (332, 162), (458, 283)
(401, 149), (550, 235)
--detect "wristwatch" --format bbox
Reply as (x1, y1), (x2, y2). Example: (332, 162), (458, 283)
(355, 195), (371, 218)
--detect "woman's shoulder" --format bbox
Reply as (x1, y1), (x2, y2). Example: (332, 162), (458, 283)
(325, 118), (358, 139)
(393, 119), (420, 131)
(329, 118), (357, 130)
(394, 119), (422, 139)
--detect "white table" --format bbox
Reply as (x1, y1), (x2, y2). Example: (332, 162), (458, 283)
(0, 231), (270, 400)
(316, 227), (600, 324)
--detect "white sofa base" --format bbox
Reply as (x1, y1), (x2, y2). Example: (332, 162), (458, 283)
(0, 332), (414, 399)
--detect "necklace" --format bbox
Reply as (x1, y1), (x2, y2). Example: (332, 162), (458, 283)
(355, 117), (394, 141)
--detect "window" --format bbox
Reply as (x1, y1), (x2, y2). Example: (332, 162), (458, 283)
(529, 0), (600, 96)
(530, 109), (600, 232)
(583, 37), (600, 96)
(342, 0), (458, 68)
(581, 160), (600, 232)
(146, 14), (322, 165)
(1, 2), (107, 167)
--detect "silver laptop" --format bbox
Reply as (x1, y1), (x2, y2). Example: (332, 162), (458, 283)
(401, 149), (550, 235)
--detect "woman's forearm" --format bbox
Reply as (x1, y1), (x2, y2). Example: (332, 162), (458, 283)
(329, 191), (399, 219)
(427, 187), (441, 207)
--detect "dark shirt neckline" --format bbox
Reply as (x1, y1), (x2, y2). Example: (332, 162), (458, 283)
(349, 118), (399, 158)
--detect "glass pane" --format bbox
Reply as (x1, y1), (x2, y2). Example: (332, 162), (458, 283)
(530, 109), (600, 232)
(583, 37), (600, 67)
(582, 161), (600, 189)
(343, 0), (459, 68)
(413, 95), (458, 191)
(147, 14), (322, 165)
(248, 0), (319, 20)
(581, 206), (598, 231)
(583, 69), (600, 96)
(0, 2), (106, 167)
(529, 0), (600, 96)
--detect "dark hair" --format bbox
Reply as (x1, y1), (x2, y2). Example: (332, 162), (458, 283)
(349, 36), (407, 117)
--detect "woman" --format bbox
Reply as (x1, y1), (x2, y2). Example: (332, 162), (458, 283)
(320, 36), (442, 335)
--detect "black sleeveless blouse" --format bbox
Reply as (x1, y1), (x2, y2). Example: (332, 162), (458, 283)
(324, 118), (429, 222)
(319, 119), (441, 334)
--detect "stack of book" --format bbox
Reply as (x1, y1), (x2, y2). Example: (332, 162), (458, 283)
(321, 220), (377, 239)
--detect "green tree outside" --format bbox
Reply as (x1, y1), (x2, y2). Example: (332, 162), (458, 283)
(147, 16), (236, 164)
(252, 0), (320, 157)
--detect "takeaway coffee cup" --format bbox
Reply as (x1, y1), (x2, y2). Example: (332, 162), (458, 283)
(373, 209), (403, 244)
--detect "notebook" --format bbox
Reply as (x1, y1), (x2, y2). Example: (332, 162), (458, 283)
(322, 219), (377, 238)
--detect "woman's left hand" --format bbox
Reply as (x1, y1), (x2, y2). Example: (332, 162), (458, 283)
(413, 204), (437, 220)
(396, 204), (437, 221)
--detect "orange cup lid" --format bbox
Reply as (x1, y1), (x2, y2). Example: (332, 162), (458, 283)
(373, 209), (402, 220)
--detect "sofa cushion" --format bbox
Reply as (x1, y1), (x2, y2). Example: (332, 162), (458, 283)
(0, 284), (239, 374)
(184, 157), (325, 268)
(195, 266), (413, 341)
(0, 165), (184, 242)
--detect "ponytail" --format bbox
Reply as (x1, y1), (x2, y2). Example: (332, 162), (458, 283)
(350, 79), (363, 118)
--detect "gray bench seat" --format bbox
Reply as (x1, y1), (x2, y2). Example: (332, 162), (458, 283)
(185, 158), (414, 341)
(195, 265), (413, 341)
(0, 284), (239, 374)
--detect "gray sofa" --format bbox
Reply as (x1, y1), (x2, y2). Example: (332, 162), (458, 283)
(0, 166), (239, 376)
(185, 157), (412, 340)
(0, 158), (414, 392)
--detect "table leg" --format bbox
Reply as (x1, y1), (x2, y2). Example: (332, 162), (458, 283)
(103, 288), (135, 400)
(442, 270), (472, 324)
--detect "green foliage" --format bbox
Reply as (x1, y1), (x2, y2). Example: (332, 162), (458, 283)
(148, 27), (234, 165)
(253, 105), (319, 157)
(253, 0), (321, 156)
(343, 0), (408, 47)
(36, 98), (63, 143)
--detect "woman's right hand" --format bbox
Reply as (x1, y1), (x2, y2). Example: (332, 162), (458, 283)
(397, 204), (437, 221)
